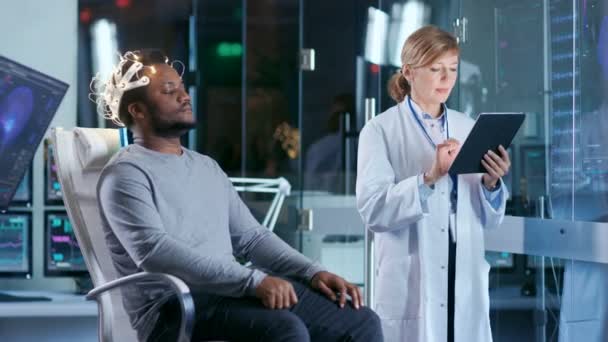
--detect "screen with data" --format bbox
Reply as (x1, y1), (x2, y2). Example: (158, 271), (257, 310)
(45, 211), (87, 276)
(0, 55), (68, 210)
(0, 212), (31, 277)
(549, 2), (608, 222)
(44, 140), (63, 205)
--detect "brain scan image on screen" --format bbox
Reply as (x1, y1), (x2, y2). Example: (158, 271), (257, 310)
(0, 56), (68, 209)
(0, 85), (34, 156)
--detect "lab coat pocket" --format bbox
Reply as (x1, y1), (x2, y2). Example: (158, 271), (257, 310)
(375, 256), (422, 320)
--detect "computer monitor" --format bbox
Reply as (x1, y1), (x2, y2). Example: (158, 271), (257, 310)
(44, 211), (88, 277)
(44, 139), (63, 205)
(0, 55), (69, 210)
(0, 212), (32, 278)
(10, 167), (32, 207)
(485, 251), (515, 270)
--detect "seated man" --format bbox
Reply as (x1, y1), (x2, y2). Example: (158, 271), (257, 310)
(93, 49), (382, 342)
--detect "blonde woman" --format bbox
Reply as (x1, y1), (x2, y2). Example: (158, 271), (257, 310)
(356, 26), (510, 342)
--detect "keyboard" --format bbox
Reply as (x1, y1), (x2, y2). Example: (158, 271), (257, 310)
(0, 292), (52, 302)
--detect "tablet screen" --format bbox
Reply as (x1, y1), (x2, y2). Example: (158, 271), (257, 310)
(450, 113), (525, 174)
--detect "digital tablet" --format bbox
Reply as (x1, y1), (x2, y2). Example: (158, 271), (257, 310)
(449, 113), (525, 174)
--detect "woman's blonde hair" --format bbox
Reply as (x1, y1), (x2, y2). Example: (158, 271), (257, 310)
(388, 25), (459, 103)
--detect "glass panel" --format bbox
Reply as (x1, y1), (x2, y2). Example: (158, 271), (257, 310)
(566, 2), (608, 342)
(297, 0), (461, 303)
(461, 1), (608, 342)
(574, 1), (608, 223)
(194, 0), (244, 175)
(78, 0), (192, 128)
(458, 0), (576, 341)
(548, 0), (576, 224)
(189, 2), (607, 341)
(379, 0), (459, 113)
(458, 0), (552, 219)
(240, 0), (301, 256)
(297, 0), (376, 286)
(244, 1), (299, 182)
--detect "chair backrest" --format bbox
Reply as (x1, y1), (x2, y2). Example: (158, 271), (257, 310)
(51, 127), (137, 342)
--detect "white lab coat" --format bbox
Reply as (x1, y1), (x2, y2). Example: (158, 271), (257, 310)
(356, 100), (507, 342)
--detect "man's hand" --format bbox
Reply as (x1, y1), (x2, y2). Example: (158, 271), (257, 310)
(481, 145), (511, 190)
(254, 276), (298, 309)
(311, 271), (363, 309)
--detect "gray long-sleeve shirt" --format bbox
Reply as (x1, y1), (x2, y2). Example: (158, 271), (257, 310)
(97, 144), (325, 341)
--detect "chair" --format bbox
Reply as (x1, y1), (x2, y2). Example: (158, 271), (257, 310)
(51, 127), (195, 342)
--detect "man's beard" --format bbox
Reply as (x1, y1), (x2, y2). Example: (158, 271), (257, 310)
(150, 118), (196, 138)
(148, 106), (196, 138)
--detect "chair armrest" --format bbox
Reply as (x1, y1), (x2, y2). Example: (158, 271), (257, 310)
(87, 272), (194, 342)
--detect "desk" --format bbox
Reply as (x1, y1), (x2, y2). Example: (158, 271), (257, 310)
(0, 291), (98, 342)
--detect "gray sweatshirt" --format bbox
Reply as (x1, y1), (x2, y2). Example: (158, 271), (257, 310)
(97, 144), (325, 341)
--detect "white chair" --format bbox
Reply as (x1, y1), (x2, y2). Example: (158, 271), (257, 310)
(51, 127), (194, 342)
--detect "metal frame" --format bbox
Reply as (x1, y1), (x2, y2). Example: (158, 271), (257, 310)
(485, 215), (608, 264)
(363, 98), (377, 309)
(299, 206), (608, 266)
(87, 272), (195, 342)
(298, 204), (608, 306)
(229, 177), (291, 232)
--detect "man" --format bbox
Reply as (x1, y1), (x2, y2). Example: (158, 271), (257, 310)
(94, 49), (382, 342)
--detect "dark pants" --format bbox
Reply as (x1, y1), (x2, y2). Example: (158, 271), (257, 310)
(149, 278), (383, 342)
(448, 231), (456, 342)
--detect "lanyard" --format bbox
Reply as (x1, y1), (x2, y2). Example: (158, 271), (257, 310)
(407, 96), (449, 147)
(406, 97), (458, 200)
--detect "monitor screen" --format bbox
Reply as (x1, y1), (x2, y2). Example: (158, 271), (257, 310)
(0, 212), (32, 277)
(485, 251), (514, 269)
(0, 55), (69, 210)
(45, 211), (88, 276)
(11, 167), (32, 206)
(44, 139), (63, 205)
